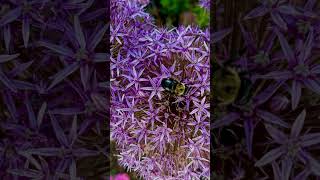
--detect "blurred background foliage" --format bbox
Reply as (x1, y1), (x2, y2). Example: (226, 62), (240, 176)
(146, 0), (209, 28)
(110, 0), (209, 179)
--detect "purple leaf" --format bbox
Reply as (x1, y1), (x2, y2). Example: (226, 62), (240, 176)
(48, 62), (80, 90)
(0, 54), (19, 63)
(49, 113), (69, 147)
(255, 147), (285, 167)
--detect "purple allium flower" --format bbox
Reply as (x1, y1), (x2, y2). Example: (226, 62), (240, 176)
(110, 0), (210, 179)
(199, 0), (210, 11)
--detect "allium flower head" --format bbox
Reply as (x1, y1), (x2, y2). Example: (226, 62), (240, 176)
(111, 0), (210, 179)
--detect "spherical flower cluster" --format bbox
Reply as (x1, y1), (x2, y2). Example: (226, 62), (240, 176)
(199, 0), (210, 11)
(110, 0), (210, 179)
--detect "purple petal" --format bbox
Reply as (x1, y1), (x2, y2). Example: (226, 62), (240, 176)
(88, 24), (108, 51)
(304, 78), (320, 94)
(264, 124), (287, 143)
(24, 96), (37, 130)
(38, 41), (74, 57)
(74, 16), (86, 49)
(301, 133), (320, 147)
(272, 162), (282, 180)
(37, 102), (47, 128)
(300, 28), (313, 63)
(69, 115), (78, 145)
(2, 90), (18, 123)
(212, 28), (232, 43)
(0, 67), (18, 92)
(211, 112), (240, 128)
(291, 80), (301, 110)
(290, 109), (306, 138)
(69, 159), (77, 179)
(255, 147), (285, 167)
(25, 148), (62, 156)
(0, 7), (21, 26)
(49, 113), (69, 147)
(275, 29), (295, 64)
(281, 157), (293, 180)
(244, 119), (254, 158)
(271, 12), (287, 30)
(254, 80), (284, 105)
(256, 71), (292, 80)
(244, 6), (269, 20)
(277, 5), (299, 16)
(4, 25), (11, 51)
(7, 169), (43, 178)
(256, 109), (289, 127)
(0, 54), (19, 63)
(22, 17), (30, 48)
(48, 62), (80, 90)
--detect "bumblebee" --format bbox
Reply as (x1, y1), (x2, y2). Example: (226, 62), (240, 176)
(213, 64), (253, 106)
(161, 78), (187, 96)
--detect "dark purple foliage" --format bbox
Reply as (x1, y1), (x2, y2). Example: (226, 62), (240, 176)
(0, 0), (108, 179)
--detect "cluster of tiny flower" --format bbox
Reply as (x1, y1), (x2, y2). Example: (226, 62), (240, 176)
(110, 0), (210, 179)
